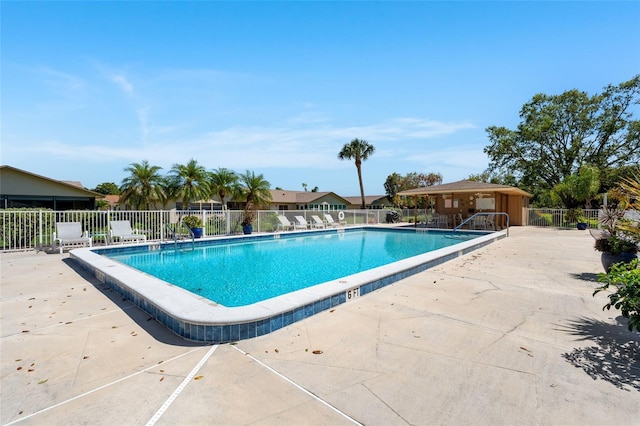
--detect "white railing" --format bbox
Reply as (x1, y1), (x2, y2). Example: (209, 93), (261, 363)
(5, 207), (624, 252)
(524, 208), (600, 228)
(0, 209), (395, 252)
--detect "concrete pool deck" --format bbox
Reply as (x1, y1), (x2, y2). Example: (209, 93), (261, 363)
(1, 227), (638, 425)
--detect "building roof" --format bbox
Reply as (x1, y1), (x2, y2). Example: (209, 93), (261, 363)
(269, 189), (351, 205)
(397, 179), (532, 198)
(343, 195), (391, 205)
(0, 165), (104, 197)
(61, 180), (86, 189)
(103, 195), (121, 205)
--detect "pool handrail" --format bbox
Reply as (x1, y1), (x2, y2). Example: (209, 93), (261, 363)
(454, 212), (509, 236)
(165, 222), (195, 249)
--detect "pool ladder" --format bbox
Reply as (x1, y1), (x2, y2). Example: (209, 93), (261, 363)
(164, 223), (195, 251)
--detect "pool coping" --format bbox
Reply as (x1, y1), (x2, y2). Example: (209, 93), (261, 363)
(70, 226), (507, 343)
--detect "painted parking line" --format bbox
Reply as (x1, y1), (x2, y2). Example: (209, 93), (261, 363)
(231, 345), (362, 425)
(146, 345), (218, 426)
(4, 346), (208, 426)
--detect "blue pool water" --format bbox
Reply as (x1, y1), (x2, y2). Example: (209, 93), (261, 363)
(105, 229), (480, 307)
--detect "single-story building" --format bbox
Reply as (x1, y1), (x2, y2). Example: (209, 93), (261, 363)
(0, 165), (103, 210)
(397, 179), (532, 226)
(0, 165), (406, 215)
(344, 195), (393, 210)
(199, 191), (386, 212)
(264, 190), (351, 211)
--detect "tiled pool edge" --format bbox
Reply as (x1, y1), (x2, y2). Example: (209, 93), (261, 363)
(70, 228), (506, 343)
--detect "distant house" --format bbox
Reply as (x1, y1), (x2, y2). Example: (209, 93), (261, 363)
(227, 189), (351, 211)
(103, 194), (122, 210)
(0, 165), (103, 210)
(397, 179), (532, 226)
(344, 195), (393, 209)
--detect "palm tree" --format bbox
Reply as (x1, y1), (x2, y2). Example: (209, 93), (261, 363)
(157, 178), (180, 209)
(119, 160), (165, 210)
(239, 170), (272, 226)
(616, 174), (640, 243)
(338, 138), (376, 209)
(168, 159), (210, 210)
(210, 168), (239, 210)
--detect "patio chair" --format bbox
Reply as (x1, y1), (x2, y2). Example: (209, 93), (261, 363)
(277, 215), (305, 231)
(486, 216), (495, 230)
(426, 215), (438, 228)
(472, 216), (491, 230)
(323, 214), (341, 227)
(110, 220), (147, 244)
(294, 216), (311, 229)
(310, 215), (326, 229)
(53, 222), (92, 254)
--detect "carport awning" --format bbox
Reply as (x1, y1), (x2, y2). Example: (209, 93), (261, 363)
(397, 180), (532, 198)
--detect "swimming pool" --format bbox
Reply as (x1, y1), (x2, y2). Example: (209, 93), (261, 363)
(71, 226), (506, 343)
(105, 229), (481, 307)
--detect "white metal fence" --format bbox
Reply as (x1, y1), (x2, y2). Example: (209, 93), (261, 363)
(0, 209), (396, 252)
(2, 207), (614, 252)
(524, 208), (600, 228)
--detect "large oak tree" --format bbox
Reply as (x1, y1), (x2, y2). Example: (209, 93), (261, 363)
(484, 75), (640, 204)
(384, 172), (442, 206)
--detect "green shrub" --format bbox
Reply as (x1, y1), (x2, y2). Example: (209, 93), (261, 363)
(594, 235), (638, 254)
(564, 208), (585, 223)
(594, 259), (640, 333)
(0, 208), (54, 249)
(182, 215), (202, 229)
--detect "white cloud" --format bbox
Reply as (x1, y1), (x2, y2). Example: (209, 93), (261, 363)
(110, 74), (134, 96)
(14, 117), (478, 174)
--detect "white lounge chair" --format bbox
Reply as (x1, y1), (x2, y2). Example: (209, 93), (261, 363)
(471, 216), (482, 229)
(310, 215), (326, 229)
(110, 220), (147, 244)
(276, 215), (293, 231)
(277, 215), (305, 231)
(53, 222), (92, 254)
(426, 215), (438, 228)
(294, 216), (311, 229)
(472, 216), (493, 230)
(323, 214), (341, 227)
(486, 216), (495, 230)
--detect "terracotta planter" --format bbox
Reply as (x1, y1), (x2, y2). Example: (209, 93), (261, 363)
(601, 251), (638, 273)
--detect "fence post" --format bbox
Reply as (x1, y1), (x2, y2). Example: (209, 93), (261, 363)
(39, 210), (43, 248)
(203, 210), (207, 238)
(160, 210), (165, 241)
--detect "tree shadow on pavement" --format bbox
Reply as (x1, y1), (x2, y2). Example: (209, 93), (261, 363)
(558, 316), (639, 392)
(570, 272), (599, 282)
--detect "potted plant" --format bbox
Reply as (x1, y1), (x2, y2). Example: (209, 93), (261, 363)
(238, 170), (273, 235)
(182, 215), (203, 238)
(594, 234), (638, 272)
(240, 212), (253, 235)
(594, 205), (638, 272)
(565, 208), (587, 230)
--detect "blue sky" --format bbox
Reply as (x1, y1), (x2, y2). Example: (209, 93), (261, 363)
(2, 1), (639, 196)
